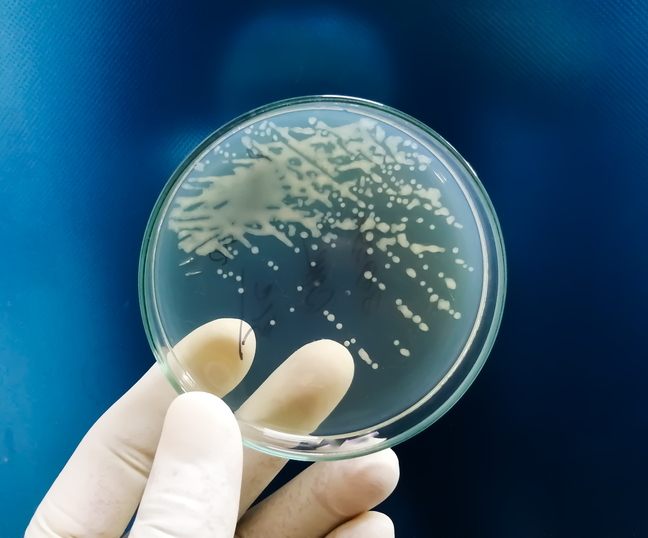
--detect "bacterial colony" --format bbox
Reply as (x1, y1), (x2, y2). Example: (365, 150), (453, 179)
(167, 112), (477, 371)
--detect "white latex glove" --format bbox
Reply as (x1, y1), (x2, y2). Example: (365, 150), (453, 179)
(26, 320), (399, 538)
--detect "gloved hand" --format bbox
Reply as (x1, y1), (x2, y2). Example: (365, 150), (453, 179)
(26, 320), (399, 538)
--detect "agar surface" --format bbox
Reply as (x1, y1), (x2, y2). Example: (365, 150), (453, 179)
(169, 113), (475, 368)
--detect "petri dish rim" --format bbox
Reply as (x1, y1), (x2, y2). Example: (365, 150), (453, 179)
(139, 95), (507, 461)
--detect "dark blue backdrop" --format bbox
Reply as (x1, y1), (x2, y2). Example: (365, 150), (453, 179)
(2, 1), (647, 536)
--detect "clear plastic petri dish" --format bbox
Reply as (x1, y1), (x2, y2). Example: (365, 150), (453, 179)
(139, 96), (506, 461)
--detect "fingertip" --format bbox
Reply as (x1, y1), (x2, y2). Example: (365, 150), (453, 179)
(164, 392), (242, 457)
(356, 449), (400, 499)
(293, 338), (355, 397)
(170, 391), (238, 426)
(306, 338), (355, 373)
(170, 390), (231, 413)
(236, 338), (355, 434)
(172, 318), (256, 397)
(345, 449), (400, 498)
(373, 448), (400, 492)
(363, 511), (395, 534)
(315, 338), (355, 381)
(326, 511), (395, 538)
(320, 449), (400, 518)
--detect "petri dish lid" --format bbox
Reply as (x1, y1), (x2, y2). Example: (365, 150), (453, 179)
(139, 95), (506, 461)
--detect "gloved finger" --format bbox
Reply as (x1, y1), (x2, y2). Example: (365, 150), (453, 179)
(25, 365), (176, 538)
(235, 448), (399, 538)
(26, 319), (255, 538)
(128, 392), (242, 538)
(236, 339), (355, 517)
(325, 512), (395, 538)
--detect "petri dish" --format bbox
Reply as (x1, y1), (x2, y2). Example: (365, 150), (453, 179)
(139, 96), (506, 461)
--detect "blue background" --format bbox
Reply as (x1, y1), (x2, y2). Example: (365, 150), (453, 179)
(1, 0), (647, 536)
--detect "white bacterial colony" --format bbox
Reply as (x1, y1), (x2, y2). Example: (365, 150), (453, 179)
(168, 113), (477, 369)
